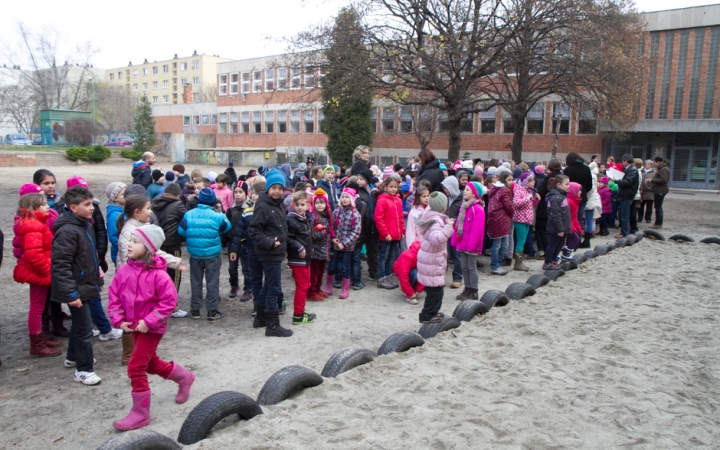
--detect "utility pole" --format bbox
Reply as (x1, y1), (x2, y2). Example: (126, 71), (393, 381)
(89, 77), (96, 122)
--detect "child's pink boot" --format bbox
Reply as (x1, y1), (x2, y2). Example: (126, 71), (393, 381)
(113, 390), (151, 430)
(339, 278), (351, 299)
(166, 362), (195, 404)
(324, 274), (334, 295)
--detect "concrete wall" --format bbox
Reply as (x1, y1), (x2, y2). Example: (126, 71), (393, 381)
(186, 148), (275, 168)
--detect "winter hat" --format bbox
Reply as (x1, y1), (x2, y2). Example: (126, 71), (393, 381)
(152, 169), (164, 182)
(600, 176), (609, 184)
(165, 171), (175, 182)
(197, 187), (216, 205)
(371, 176), (380, 185)
(486, 166), (497, 175)
(312, 187), (329, 210)
(452, 160), (463, 170)
(358, 170), (373, 186)
(67, 175), (89, 189)
(468, 181), (487, 199)
(382, 166), (394, 179)
(306, 157), (315, 165)
(19, 183), (43, 196)
(265, 169), (286, 190)
(428, 191), (448, 213)
(501, 161), (511, 169)
(258, 165), (269, 176)
(227, 161), (234, 167)
(439, 163), (447, 171)
(462, 160), (473, 169)
(519, 171), (534, 187)
(172, 164), (185, 174)
(474, 166), (484, 176)
(393, 163), (403, 172)
(298, 162), (307, 172)
(534, 164), (546, 175)
(105, 182), (127, 202)
(131, 225), (166, 255)
(321, 166), (335, 178)
(238, 181), (249, 196)
(512, 167), (523, 180)
(411, 162), (420, 171)
(124, 184), (147, 198)
(568, 182), (581, 198)
(341, 187), (356, 208)
(207, 171), (218, 183)
(370, 165), (380, 176)
(495, 166), (512, 180)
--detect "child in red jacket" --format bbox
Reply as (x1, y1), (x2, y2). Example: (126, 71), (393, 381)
(374, 174), (405, 290)
(565, 182), (583, 254)
(392, 240), (425, 304)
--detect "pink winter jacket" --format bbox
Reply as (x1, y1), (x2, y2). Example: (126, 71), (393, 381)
(108, 255), (177, 335)
(415, 210), (454, 287)
(404, 205), (426, 247)
(450, 203), (485, 254)
(512, 184), (540, 225)
(214, 185), (234, 213)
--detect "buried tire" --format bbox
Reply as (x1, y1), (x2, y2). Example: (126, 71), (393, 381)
(544, 268), (565, 281)
(561, 260), (579, 271)
(479, 289), (510, 310)
(505, 282), (536, 300)
(526, 274), (550, 289)
(669, 233), (695, 243)
(256, 365), (323, 406)
(178, 391), (263, 445)
(625, 235), (636, 246)
(321, 347), (375, 378)
(584, 250), (598, 260)
(700, 236), (720, 245)
(97, 429), (181, 450)
(634, 231), (644, 242)
(578, 253), (588, 264)
(594, 245), (608, 256)
(615, 238), (627, 248)
(644, 229), (665, 241)
(418, 316), (461, 339)
(452, 300), (489, 322)
(377, 332), (425, 356)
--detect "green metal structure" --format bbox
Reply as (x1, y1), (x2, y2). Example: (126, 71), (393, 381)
(39, 109), (92, 145)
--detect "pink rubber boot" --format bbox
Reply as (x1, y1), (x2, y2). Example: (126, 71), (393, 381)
(339, 278), (351, 299)
(324, 274), (334, 295)
(113, 390), (151, 430)
(166, 362), (195, 404)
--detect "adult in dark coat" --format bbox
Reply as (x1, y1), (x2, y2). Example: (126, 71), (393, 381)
(614, 154), (639, 238)
(563, 152), (592, 226)
(350, 145), (372, 176)
(224, 162), (238, 188)
(533, 160), (560, 258)
(416, 149), (445, 193)
(131, 152), (157, 188)
(650, 157), (670, 228)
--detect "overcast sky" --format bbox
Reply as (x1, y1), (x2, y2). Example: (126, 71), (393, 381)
(1, 0), (717, 69)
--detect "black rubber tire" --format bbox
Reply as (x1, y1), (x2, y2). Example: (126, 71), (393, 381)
(700, 236), (720, 245)
(97, 430), (181, 450)
(452, 300), (489, 322)
(584, 250), (598, 260)
(526, 274), (550, 289)
(418, 316), (461, 339)
(578, 253), (588, 264)
(256, 365), (323, 406)
(594, 245), (608, 256)
(505, 282), (536, 300)
(321, 347), (375, 378)
(634, 231), (644, 242)
(479, 289), (510, 310)
(561, 260), (579, 271)
(669, 233), (695, 243)
(377, 332), (425, 356)
(544, 268), (565, 281)
(615, 238), (627, 248)
(625, 235), (636, 246)
(177, 391), (263, 445)
(644, 229), (665, 241)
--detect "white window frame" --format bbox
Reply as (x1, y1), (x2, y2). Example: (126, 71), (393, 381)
(143, 68), (148, 76)
(163, 95), (169, 103)
(318, 109), (324, 133)
(290, 67), (301, 90)
(230, 112), (238, 133)
(253, 112), (262, 133)
(133, 84), (138, 92)
(277, 68), (287, 90)
(118, 72), (123, 79)
(219, 74), (228, 95)
(277, 110), (287, 133)
(153, 81), (158, 89)
(110, 73), (114, 81)
(152, 96), (158, 104)
(241, 72), (250, 94)
(230, 73), (239, 94)
(181, 77), (188, 86)
(304, 66), (315, 89)
(143, 82), (148, 91)
(163, 64), (169, 73)
(133, 70), (138, 77)
(265, 69), (274, 92)
(265, 111), (274, 133)
(290, 110), (300, 133)
(180, 62), (187, 71)
(219, 113), (227, 133)
(318, 65), (326, 88)
(252, 70), (262, 93)
(153, 66), (158, 74)
(304, 110), (315, 133)
(193, 77), (199, 86)
(241, 112), (250, 133)
(192, 60), (199, 70)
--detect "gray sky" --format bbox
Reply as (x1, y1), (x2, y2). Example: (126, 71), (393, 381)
(1, 0), (717, 69)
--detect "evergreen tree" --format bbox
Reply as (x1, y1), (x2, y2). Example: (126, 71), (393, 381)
(132, 95), (157, 154)
(322, 7), (374, 164)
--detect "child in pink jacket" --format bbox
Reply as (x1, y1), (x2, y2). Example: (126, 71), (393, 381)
(450, 182), (487, 301)
(512, 172), (540, 271)
(415, 192), (455, 324)
(213, 174), (234, 213)
(108, 225), (195, 431)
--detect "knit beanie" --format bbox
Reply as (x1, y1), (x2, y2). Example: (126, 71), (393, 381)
(165, 171), (175, 182)
(534, 164), (546, 175)
(474, 166), (484, 176)
(468, 181), (487, 199)
(428, 191), (448, 212)
(341, 187), (356, 208)
(439, 163), (447, 171)
(198, 187), (216, 205)
(67, 175), (89, 189)
(393, 163), (403, 172)
(172, 164), (185, 174)
(258, 165), (268, 176)
(382, 166), (394, 179)
(312, 187), (329, 211)
(358, 170), (373, 186)
(151, 169), (163, 182)
(265, 169), (286, 190)
(105, 182), (127, 202)
(298, 162), (307, 172)
(486, 166), (497, 175)
(228, 161), (234, 167)
(495, 166), (512, 180)
(452, 160), (463, 170)
(321, 166), (335, 178)
(207, 171), (218, 183)
(19, 183), (43, 196)
(238, 181), (249, 196)
(124, 184), (147, 198)
(131, 225), (165, 255)
(501, 161), (511, 169)
(306, 157), (315, 165)
(600, 176), (609, 184)
(512, 167), (523, 180)
(519, 171), (534, 187)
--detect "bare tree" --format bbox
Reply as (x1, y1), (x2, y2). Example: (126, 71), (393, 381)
(195, 83), (217, 103)
(0, 84), (38, 133)
(95, 83), (136, 133)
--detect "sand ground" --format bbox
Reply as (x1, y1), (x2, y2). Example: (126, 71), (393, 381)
(0, 161), (718, 449)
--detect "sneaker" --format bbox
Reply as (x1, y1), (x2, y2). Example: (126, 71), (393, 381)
(229, 287), (239, 299)
(171, 308), (188, 318)
(207, 310), (225, 320)
(650, 224), (663, 229)
(542, 262), (559, 270)
(190, 310), (201, 320)
(351, 281), (365, 290)
(240, 291), (253, 302)
(64, 358), (96, 368)
(386, 274), (400, 288)
(98, 328), (122, 341)
(279, 302), (287, 315)
(421, 316), (442, 324)
(92, 329), (100, 337)
(377, 276), (393, 290)
(368, 274), (379, 281)
(450, 281), (462, 289)
(251, 305), (257, 317)
(491, 268), (508, 276)
(74, 370), (101, 385)
(333, 281), (342, 289)
(292, 311), (317, 325)
(404, 297), (418, 305)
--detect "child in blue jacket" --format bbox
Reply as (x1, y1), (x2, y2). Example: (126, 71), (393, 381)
(105, 182), (127, 266)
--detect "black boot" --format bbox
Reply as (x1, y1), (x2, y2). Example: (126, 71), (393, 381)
(252, 303), (267, 328)
(578, 233), (592, 249)
(42, 313), (60, 343)
(265, 310), (293, 337)
(50, 312), (70, 338)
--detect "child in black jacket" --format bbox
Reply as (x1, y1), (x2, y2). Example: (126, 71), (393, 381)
(287, 191), (317, 325)
(226, 182), (251, 299)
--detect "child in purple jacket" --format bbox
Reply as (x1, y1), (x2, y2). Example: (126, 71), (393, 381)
(597, 176), (613, 236)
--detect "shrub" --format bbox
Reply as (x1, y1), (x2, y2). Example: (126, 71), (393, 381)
(87, 145), (111, 162)
(121, 149), (143, 160)
(65, 118), (99, 147)
(66, 146), (89, 161)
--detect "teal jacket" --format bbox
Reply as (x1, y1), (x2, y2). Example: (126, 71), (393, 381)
(178, 204), (231, 259)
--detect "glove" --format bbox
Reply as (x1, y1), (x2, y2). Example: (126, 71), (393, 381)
(99, 259), (109, 273)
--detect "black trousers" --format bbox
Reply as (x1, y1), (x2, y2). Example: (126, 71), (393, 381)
(365, 233), (379, 278)
(419, 286), (444, 322)
(535, 218), (548, 254)
(654, 193), (666, 225)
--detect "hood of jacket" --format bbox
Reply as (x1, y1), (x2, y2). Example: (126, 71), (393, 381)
(415, 209), (447, 229)
(152, 194), (181, 212)
(127, 254), (168, 271)
(441, 176), (460, 204)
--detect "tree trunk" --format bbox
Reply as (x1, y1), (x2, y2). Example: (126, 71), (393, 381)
(511, 113), (526, 164)
(447, 115), (463, 162)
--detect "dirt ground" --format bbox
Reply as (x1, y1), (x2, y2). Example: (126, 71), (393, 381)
(0, 161), (718, 449)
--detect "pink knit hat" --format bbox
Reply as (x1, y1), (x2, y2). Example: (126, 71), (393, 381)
(600, 176), (609, 184)
(474, 166), (484, 175)
(19, 183), (43, 196)
(67, 176), (89, 189)
(382, 166), (394, 179)
(534, 164), (546, 175)
(341, 187), (356, 207)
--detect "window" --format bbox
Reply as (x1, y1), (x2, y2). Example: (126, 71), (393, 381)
(230, 113), (238, 133)
(183, 116), (190, 125)
(479, 105), (497, 134)
(193, 77), (200, 86)
(193, 115), (200, 125)
(163, 95), (169, 103)
(212, 115), (217, 125)
(277, 110), (287, 133)
(253, 112), (262, 133)
(133, 70), (138, 77)
(290, 110), (300, 133)
(110, 73), (114, 81)
(291, 67), (301, 89)
(252, 70), (262, 93)
(163, 64), (169, 73)
(369, 107), (377, 133)
(192, 60), (199, 70)
(658, 31), (675, 119)
(460, 109), (474, 133)
(703, 27), (720, 119)
(438, 112), (449, 133)
(688, 29), (705, 119)
(153, 81), (158, 89)
(219, 113), (227, 133)
(673, 30), (690, 119)
(277, 68), (287, 90)
(644, 33), (661, 119)
(304, 110), (315, 133)
(318, 65), (326, 88)
(241, 72), (250, 94)
(241, 112), (250, 133)
(230, 74), (239, 94)
(193, 93), (199, 102)
(502, 108), (517, 134)
(381, 107), (395, 132)
(202, 115), (209, 125)
(133, 84), (138, 91)
(577, 103), (597, 134)
(181, 77), (188, 86)
(118, 72), (123, 79)
(526, 103), (544, 134)
(304, 66), (315, 88)
(143, 68), (148, 76)
(164, 80), (169, 88)
(265, 111), (274, 133)
(181, 62), (187, 71)
(551, 103), (570, 134)
(318, 109), (324, 133)
(399, 107), (413, 133)
(219, 74), (228, 95)
(143, 83), (148, 91)
(153, 66), (158, 74)
(265, 69), (274, 91)
(153, 96), (158, 104)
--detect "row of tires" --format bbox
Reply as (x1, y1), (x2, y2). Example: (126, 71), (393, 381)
(638, 230), (720, 244)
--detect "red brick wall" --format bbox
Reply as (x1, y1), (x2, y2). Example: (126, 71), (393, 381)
(0, 154), (36, 167)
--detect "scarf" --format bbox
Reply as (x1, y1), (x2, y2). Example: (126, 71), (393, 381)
(456, 198), (480, 237)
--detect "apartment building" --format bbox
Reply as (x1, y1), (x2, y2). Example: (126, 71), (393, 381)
(106, 52), (232, 105)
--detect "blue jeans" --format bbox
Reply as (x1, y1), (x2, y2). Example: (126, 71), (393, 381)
(378, 240), (401, 278)
(409, 269), (419, 290)
(328, 250), (352, 279)
(351, 246), (362, 285)
(523, 226), (536, 257)
(256, 260), (282, 312)
(584, 209), (595, 233)
(67, 301), (94, 372)
(618, 199), (632, 236)
(89, 297), (111, 334)
(448, 242), (462, 282)
(490, 236), (509, 270)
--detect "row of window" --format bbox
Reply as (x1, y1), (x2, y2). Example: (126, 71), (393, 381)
(215, 110), (324, 134)
(132, 77), (200, 92)
(109, 60), (201, 81)
(219, 66), (324, 95)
